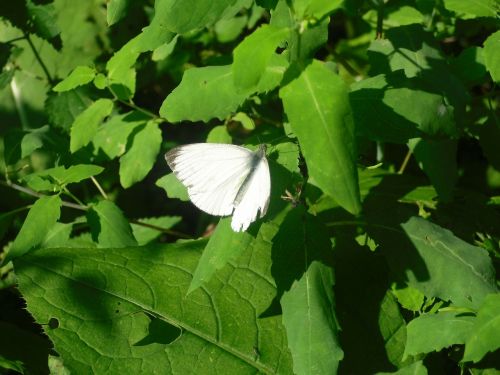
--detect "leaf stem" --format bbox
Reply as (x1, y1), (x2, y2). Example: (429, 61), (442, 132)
(129, 219), (193, 239)
(24, 32), (54, 85)
(0, 180), (87, 211)
(91, 176), (108, 200)
(63, 186), (87, 207)
(375, 1), (384, 39)
(398, 148), (413, 174)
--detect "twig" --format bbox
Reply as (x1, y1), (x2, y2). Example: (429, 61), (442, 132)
(376, 1), (384, 39)
(130, 219), (193, 239)
(398, 148), (413, 174)
(91, 176), (108, 200)
(4, 36), (26, 44)
(24, 32), (54, 85)
(0, 180), (87, 211)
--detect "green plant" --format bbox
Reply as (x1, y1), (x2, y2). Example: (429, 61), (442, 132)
(0, 0), (499, 374)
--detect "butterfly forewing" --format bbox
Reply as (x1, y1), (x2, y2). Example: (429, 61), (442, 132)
(165, 143), (257, 216)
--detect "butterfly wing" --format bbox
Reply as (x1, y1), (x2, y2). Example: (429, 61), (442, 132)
(231, 152), (271, 232)
(165, 143), (255, 216)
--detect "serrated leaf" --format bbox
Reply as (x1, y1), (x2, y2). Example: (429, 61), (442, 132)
(156, 0), (238, 33)
(280, 60), (361, 215)
(233, 25), (289, 91)
(42, 222), (73, 247)
(70, 98), (114, 153)
(156, 173), (189, 201)
(483, 30), (500, 83)
(53, 66), (96, 92)
(36, 164), (104, 186)
(26, 0), (62, 50)
(107, 0), (131, 25)
(46, 89), (93, 132)
(409, 138), (457, 202)
(443, 0), (498, 18)
(390, 217), (498, 309)
(188, 218), (254, 293)
(404, 311), (475, 358)
(379, 292), (407, 367)
(377, 361), (428, 375)
(87, 200), (137, 248)
(4, 195), (61, 264)
(463, 293), (500, 363)
(130, 216), (182, 245)
(160, 65), (248, 122)
(119, 121), (162, 188)
(14, 241), (293, 373)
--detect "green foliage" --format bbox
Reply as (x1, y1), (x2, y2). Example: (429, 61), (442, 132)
(1, 0), (499, 374)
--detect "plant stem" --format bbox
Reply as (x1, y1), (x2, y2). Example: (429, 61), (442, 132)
(0, 180), (87, 211)
(398, 148), (413, 174)
(117, 98), (161, 120)
(91, 176), (108, 200)
(63, 186), (87, 207)
(376, 1), (384, 39)
(129, 219), (193, 239)
(24, 32), (54, 85)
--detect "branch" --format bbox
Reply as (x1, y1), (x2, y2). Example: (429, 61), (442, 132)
(24, 33), (54, 85)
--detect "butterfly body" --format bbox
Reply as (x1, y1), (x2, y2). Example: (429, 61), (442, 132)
(165, 143), (270, 231)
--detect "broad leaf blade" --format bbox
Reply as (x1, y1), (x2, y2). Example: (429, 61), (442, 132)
(14, 241), (293, 373)
(87, 200), (137, 247)
(119, 121), (162, 188)
(4, 195), (61, 264)
(107, 0), (131, 25)
(483, 30), (500, 83)
(280, 60), (361, 215)
(53, 66), (96, 92)
(463, 293), (500, 363)
(156, 173), (189, 201)
(70, 98), (113, 153)
(404, 311), (474, 358)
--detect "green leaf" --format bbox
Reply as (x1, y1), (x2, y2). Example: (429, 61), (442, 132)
(93, 111), (147, 159)
(156, 0), (239, 33)
(280, 60), (361, 215)
(215, 15), (248, 43)
(160, 65), (248, 122)
(377, 361), (428, 375)
(450, 47), (487, 86)
(53, 66), (96, 92)
(87, 200), (137, 248)
(188, 218), (254, 293)
(70, 98), (114, 153)
(46, 89), (93, 132)
(351, 72), (457, 143)
(404, 311), (475, 358)
(394, 217), (498, 309)
(4, 195), (61, 264)
(379, 292), (407, 367)
(14, 242), (293, 373)
(119, 121), (162, 188)
(156, 173), (189, 201)
(107, 0), (131, 25)
(293, 0), (343, 19)
(3, 126), (48, 165)
(232, 25), (289, 91)
(30, 164), (104, 186)
(206, 125), (232, 143)
(391, 284), (425, 312)
(130, 216), (182, 245)
(42, 222), (73, 247)
(463, 293), (500, 363)
(26, 0), (62, 50)
(274, 208), (343, 374)
(409, 138), (458, 202)
(483, 30), (500, 83)
(443, 0), (498, 18)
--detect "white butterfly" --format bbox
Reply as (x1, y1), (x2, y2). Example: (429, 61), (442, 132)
(165, 143), (271, 232)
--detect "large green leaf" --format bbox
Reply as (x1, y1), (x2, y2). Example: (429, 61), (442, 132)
(390, 217), (498, 309)
(404, 311), (475, 358)
(14, 241), (293, 373)
(4, 195), (61, 264)
(408, 138), (457, 202)
(280, 60), (361, 215)
(156, 0), (238, 33)
(483, 30), (500, 83)
(232, 25), (289, 91)
(188, 218), (254, 293)
(277, 209), (343, 375)
(70, 98), (114, 153)
(119, 121), (162, 188)
(107, 0), (131, 25)
(53, 66), (96, 92)
(443, 0), (498, 18)
(86, 200), (137, 248)
(463, 293), (500, 363)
